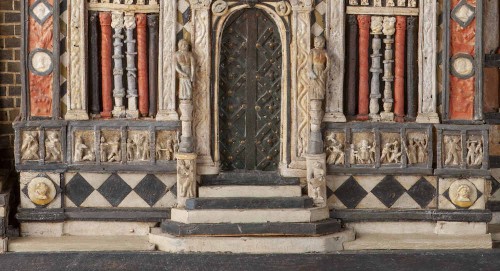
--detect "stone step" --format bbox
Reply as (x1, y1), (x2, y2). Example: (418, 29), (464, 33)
(198, 185), (302, 198)
(201, 171), (300, 186)
(488, 224), (500, 241)
(161, 219), (342, 237)
(149, 227), (355, 253)
(170, 207), (330, 224)
(185, 196), (314, 210)
(343, 233), (492, 250)
(8, 236), (155, 252)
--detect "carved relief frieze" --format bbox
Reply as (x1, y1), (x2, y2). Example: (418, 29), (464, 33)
(100, 130), (122, 163)
(156, 131), (178, 161)
(44, 130), (62, 162)
(324, 131), (345, 166)
(350, 132), (376, 165)
(405, 132), (429, 165)
(380, 133), (402, 164)
(73, 130), (96, 163)
(21, 131), (40, 161)
(127, 130), (151, 162)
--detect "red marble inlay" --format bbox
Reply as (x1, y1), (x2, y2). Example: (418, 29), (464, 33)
(449, 0), (476, 120)
(28, 0), (54, 117)
(136, 14), (149, 117)
(357, 15), (371, 121)
(99, 12), (113, 118)
(394, 16), (406, 122)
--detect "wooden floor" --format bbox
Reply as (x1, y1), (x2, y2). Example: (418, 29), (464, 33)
(1, 250), (500, 271)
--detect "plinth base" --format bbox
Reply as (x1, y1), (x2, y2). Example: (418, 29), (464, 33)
(149, 227), (355, 253)
(416, 112), (440, 123)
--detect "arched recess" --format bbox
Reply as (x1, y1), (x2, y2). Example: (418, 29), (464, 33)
(211, 3), (291, 172)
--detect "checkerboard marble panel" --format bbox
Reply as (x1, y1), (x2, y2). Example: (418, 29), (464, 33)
(490, 169), (500, 201)
(64, 173), (177, 208)
(438, 178), (486, 210)
(327, 175), (438, 210)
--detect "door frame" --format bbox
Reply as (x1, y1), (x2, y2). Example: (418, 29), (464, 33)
(211, 4), (291, 172)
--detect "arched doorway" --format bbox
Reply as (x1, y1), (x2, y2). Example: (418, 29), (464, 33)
(218, 8), (282, 171)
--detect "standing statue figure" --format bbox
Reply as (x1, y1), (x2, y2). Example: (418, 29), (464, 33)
(45, 131), (61, 161)
(444, 137), (462, 166)
(308, 162), (326, 204)
(308, 36), (329, 101)
(175, 39), (196, 101)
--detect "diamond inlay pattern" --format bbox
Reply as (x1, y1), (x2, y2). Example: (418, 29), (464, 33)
(134, 174), (167, 207)
(65, 173), (94, 207)
(30, 0), (53, 25)
(97, 174), (133, 207)
(329, 176), (438, 209)
(451, 0), (476, 28)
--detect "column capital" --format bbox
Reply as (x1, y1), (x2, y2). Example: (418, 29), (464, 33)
(189, 0), (212, 10)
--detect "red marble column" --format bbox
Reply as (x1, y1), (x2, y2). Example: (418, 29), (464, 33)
(449, 0), (476, 120)
(99, 12), (113, 118)
(357, 15), (371, 120)
(136, 14), (149, 117)
(28, 0), (55, 117)
(394, 16), (406, 122)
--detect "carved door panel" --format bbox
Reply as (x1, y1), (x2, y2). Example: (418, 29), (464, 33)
(219, 9), (282, 171)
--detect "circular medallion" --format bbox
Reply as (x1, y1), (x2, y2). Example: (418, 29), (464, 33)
(449, 179), (477, 208)
(276, 1), (292, 17)
(450, 54), (475, 79)
(29, 49), (53, 76)
(27, 176), (56, 206)
(212, 0), (228, 16)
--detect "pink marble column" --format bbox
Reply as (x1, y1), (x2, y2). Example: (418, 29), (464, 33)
(136, 14), (149, 117)
(394, 16), (406, 122)
(357, 15), (371, 121)
(99, 12), (113, 118)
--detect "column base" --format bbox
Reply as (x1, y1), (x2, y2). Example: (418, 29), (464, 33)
(112, 107), (126, 118)
(126, 109), (139, 119)
(323, 112), (347, 123)
(369, 114), (381, 121)
(380, 112), (395, 122)
(416, 112), (440, 123)
(156, 110), (179, 121)
(64, 110), (89, 120)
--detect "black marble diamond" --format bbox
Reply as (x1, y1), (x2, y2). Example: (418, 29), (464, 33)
(407, 177), (437, 208)
(491, 177), (500, 196)
(326, 185), (334, 200)
(97, 174), (132, 207)
(170, 183), (177, 198)
(371, 176), (406, 208)
(66, 173), (94, 207)
(134, 174), (167, 207)
(334, 176), (368, 209)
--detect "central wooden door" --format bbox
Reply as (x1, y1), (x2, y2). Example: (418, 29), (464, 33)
(219, 9), (282, 171)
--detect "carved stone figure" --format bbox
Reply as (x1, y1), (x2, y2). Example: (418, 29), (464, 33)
(175, 39), (196, 101)
(156, 133), (177, 161)
(352, 140), (376, 164)
(449, 179), (477, 208)
(127, 139), (135, 161)
(381, 140), (402, 164)
(74, 135), (95, 162)
(45, 131), (61, 162)
(405, 135), (428, 165)
(308, 162), (326, 204)
(127, 132), (150, 161)
(27, 176), (57, 206)
(325, 133), (345, 165)
(178, 160), (195, 198)
(308, 36), (329, 101)
(104, 136), (121, 162)
(466, 139), (483, 167)
(444, 137), (462, 166)
(21, 131), (40, 161)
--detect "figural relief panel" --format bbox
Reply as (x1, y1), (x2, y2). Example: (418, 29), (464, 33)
(100, 130), (122, 163)
(21, 130), (41, 161)
(405, 132), (429, 165)
(380, 133), (402, 165)
(325, 131), (345, 166)
(44, 130), (62, 162)
(127, 130), (150, 162)
(350, 132), (376, 165)
(443, 134), (462, 167)
(73, 130), (96, 163)
(156, 131), (178, 161)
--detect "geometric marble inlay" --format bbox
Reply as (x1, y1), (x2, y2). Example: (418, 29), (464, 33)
(65, 173), (94, 207)
(451, 0), (476, 28)
(334, 176), (368, 209)
(134, 174), (167, 207)
(371, 176), (407, 208)
(29, 0), (53, 25)
(97, 174), (133, 207)
(406, 177), (437, 208)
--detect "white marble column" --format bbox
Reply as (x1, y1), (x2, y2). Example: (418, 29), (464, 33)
(416, 0), (439, 123)
(156, 0), (179, 120)
(189, 0), (215, 172)
(290, 0), (313, 169)
(324, 0), (346, 123)
(65, 0), (89, 120)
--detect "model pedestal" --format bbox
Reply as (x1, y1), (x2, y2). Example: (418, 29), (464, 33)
(306, 153), (327, 207)
(176, 153), (197, 208)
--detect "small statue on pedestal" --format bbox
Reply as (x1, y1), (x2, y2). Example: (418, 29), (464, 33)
(175, 39), (196, 101)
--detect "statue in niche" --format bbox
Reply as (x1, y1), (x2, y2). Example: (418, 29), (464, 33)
(45, 131), (61, 162)
(325, 133), (344, 165)
(308, 36), (329, 101)
(352, 140), (376, 164)
(21, 131), (39, 160)
(466, 139), (483, 166)
(380, 140), (402, 164)
(308, 162), (326, 204)
(178, 160), (195, 198)
(444, 137), (462, 166)
(175, 39), (196, 101)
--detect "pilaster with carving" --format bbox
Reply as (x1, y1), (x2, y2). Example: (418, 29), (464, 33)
(416, 0), (439, 123)
(66, 0), (89, 120)
(190, 0), (213, 169)
(156, 0), (179, 120)
(324, 0), (346, 123)
(290, 0), (313, 168)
